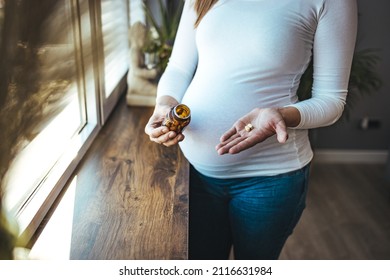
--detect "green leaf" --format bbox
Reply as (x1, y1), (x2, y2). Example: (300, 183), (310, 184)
(143, 0), (184, 73)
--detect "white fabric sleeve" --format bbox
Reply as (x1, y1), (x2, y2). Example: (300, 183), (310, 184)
(289, 0), (358, 129)
(156, 0), (198, 103)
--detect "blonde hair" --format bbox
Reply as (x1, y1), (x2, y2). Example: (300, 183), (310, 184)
(194, 0), (218, 27)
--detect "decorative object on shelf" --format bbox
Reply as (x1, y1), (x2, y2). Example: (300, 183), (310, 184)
(126, 21), (159, 107)
(126, 0), (184, 107)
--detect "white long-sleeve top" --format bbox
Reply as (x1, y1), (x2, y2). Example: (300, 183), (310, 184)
(157, 0), (358, 178)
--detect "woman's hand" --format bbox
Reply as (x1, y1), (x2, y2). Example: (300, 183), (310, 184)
(216, 108), (292, 155)
(144, 96), (184, 146)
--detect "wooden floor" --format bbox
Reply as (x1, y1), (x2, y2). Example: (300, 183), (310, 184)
(32, 96), (390, 260)
(280, 163), (390, 259)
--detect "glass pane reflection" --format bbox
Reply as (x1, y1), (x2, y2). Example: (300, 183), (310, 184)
(0, 0), (85, 213)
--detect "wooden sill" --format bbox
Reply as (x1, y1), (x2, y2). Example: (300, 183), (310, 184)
(29, 97), (189, 260)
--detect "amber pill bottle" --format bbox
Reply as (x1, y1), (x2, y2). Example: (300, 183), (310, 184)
(162, 104), (191, 133)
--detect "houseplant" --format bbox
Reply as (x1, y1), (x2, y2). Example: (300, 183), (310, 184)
(143, 0), (184, 74)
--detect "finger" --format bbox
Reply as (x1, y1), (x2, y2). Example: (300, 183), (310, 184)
(218, 130), (271, 155)
(162, 134), (185, 147)
(274, 121), (288, 143)
(220, 126), (238, 142)
(217, 135), (248, 155)
(216, 133), (241, 150)
(153, 130), (177, 144)
(144, 114), (166, 134)
(148, 126), (170, 139)
(226, 135), (261, 154)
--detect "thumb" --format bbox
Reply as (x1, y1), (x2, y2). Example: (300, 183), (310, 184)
(274, 121), (288, 143)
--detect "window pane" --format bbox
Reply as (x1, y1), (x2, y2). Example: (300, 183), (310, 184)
(101, 0), (129, 97)
(0, 0), (85, 213)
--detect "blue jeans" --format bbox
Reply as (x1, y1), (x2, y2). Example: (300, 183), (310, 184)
(189, 164), (310, 260)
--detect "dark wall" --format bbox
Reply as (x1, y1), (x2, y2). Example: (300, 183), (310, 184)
(312, 0), (390, 150)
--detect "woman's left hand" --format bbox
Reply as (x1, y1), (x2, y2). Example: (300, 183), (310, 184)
(216, 108), (288, 155)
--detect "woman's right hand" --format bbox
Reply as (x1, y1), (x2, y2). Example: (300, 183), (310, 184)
(144, 96), (185, 147)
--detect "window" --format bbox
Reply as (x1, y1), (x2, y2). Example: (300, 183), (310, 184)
(0, 0), (129, 244)
(101, 0), (129, 98)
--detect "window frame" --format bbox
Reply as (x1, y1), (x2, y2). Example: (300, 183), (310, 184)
(12, 0), (130, 245)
